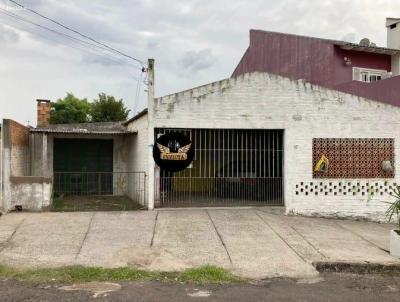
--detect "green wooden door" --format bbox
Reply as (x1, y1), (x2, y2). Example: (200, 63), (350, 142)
(53, 139), (113, 195)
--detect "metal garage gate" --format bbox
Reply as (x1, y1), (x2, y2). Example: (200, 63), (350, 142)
(155, 129), (284, 207)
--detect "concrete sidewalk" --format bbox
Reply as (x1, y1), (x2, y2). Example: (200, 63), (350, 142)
(0, 209), (398, 279)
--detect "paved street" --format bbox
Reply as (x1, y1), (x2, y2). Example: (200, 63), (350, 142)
(0, 209), (398, 279)
(1, 273), (400, 301)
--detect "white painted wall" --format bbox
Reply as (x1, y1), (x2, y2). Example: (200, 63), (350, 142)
(148, 72), (400, 221)
(126, 114), (149, 206)
(387, 19), (400, 50)
(10, 180), (52, 210)
(387, 18), (400, 76)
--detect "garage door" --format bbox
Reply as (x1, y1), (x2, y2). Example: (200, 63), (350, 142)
(155, 129), (284, 207)
(53, 139), (113, 195)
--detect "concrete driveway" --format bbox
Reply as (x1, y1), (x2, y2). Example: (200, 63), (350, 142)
(0, 209), (398, 279)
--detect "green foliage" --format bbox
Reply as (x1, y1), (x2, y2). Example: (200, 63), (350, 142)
(90, 93), (130, 122)
(50, 93), (130, 124)
(385, 186), (400, 229)
(52, 197), (64, 210)
(50, 93), (91, 124)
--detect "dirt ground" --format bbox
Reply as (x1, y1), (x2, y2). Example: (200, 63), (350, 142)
(0, 273), (399, 301)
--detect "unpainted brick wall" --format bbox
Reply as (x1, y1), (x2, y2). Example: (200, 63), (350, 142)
(37, 101), (51, 126)
(9, 120), (30, 176)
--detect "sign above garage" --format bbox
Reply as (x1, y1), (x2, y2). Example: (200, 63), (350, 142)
(153, 132), (194, 172)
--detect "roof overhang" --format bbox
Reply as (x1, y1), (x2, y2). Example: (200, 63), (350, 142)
(30, 128), (136, 135)
(123, 108), (148, 125)
(338, 43), (400, 55)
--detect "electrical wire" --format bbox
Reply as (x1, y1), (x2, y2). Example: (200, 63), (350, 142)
(0, 8), (142, 70)
(0, 17), (141, 81)
(133, 68), (144, 113)
(1, 0), (147, 112)
(8, 0), (145, 66)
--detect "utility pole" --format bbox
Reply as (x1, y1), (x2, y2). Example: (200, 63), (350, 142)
(146, 58), (156, 209)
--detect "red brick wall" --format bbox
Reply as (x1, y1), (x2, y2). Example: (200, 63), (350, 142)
(10, 120), (29, 147)
(8, 120), (30, 176)
(37, 100), (51, 127)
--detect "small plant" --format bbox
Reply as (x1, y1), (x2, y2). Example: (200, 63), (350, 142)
(384, 186), (400, 231)
(178, 265), (240, 284)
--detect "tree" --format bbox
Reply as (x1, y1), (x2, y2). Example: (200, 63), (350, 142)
(90, 93), (130, 122)
(50, 93), (91, 124)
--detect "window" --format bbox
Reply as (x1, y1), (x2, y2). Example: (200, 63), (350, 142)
(353, 67), (388, 83)
(369, 74), (382, 82)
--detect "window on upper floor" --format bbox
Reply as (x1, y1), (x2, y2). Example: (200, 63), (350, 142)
(353, 67), (389, 83)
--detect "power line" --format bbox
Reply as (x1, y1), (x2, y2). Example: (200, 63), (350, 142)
(8, 0), (145, 66)
(0, 9), (110, 54)
(0, 15), (142, 81)
(0, 8), (142, 70)
(133, 68), (144, 113)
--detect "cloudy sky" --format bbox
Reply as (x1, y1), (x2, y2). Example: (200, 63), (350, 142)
(0, 0), (399, 125)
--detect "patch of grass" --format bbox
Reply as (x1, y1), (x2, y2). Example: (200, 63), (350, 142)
(52, 197), (64, 210)
(0, 265), (241, 284)
(178, 265), (240, 284)
(51, 196), (145, 212)
(0, 265), (176, 283)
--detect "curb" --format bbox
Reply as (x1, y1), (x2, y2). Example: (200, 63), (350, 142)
(313, 261), (400, 274)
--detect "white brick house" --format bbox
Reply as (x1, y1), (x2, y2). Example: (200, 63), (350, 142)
(126, 67), (400, 221)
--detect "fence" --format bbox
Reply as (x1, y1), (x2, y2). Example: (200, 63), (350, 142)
(53, 171), (146, 206)
(155, 128), (284, 207)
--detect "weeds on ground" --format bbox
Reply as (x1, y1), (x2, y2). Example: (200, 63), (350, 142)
(179, 265), (240, 284)
(0, 265), (241, 284)
(51, 197), (64, 210)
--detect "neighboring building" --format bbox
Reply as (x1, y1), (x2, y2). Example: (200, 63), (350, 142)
(2, 18), (400, 222)
(0, 101), (145, 211)
(233, 18), (400, 107)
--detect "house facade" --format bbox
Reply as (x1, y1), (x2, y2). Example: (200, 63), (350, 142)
(0, 104), (145, 212)
(233, 18), (400, 107)
(1, 18), (400, 221)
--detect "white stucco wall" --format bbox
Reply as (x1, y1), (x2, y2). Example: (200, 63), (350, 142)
(148, 72), (400, 221)
(10, 179), (52, 210)
(126, 114), (149, 206)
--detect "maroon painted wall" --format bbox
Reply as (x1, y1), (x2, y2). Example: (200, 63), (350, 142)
(233, 30), (338, 87)
(335, 75), (400, 107)
(232, 30), (400, 106)
(333, 48), (392, 86)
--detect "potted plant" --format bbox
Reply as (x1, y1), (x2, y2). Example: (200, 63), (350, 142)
(385, 186), (400, 257)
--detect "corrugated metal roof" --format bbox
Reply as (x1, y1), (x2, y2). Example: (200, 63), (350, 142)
(30, 121), (136, 135)
(123, 108), (148, 125)
(338, 43), (400, 55)
(30, 129), (135, 135)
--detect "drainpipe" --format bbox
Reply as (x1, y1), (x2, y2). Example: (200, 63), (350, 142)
(147, 59), (155, 210)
